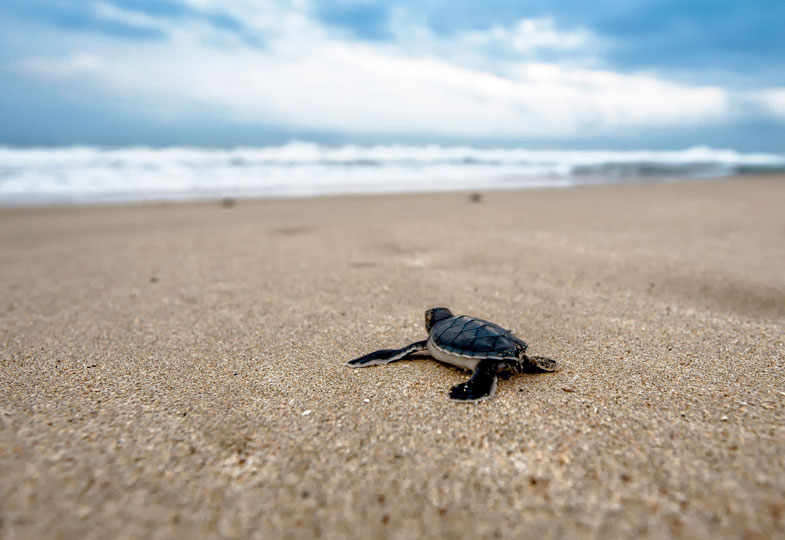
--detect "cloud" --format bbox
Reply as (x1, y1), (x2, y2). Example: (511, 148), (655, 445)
(462, 17), (597, 55)
(175, 0), (307, 35)
(6, 1), (778, 141)
(18, 52), (104, 77)
(92, 2), (165, 31)
(755, 89), (785, 118)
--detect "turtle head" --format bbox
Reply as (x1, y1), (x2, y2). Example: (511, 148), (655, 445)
(425, 307), (453, 333)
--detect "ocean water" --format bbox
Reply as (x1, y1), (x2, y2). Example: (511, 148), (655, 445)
(1, 143), (784, 205)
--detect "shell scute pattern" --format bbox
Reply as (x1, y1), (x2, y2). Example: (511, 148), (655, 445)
(431, 315), (527, 359)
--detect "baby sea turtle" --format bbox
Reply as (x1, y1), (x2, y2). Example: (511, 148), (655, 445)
(347, 307), (557, 402)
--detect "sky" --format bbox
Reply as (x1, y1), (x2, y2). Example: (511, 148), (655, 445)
(0, 0), (784, 150)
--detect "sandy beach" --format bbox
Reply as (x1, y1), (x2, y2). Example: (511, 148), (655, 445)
(1, 176), (784, 539)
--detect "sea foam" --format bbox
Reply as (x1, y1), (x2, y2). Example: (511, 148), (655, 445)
(1, 143), (783, 205)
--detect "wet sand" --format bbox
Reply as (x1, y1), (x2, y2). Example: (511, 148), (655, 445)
(1, 176), (784, 538)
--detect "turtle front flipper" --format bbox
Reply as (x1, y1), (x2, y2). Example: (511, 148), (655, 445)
(449, 359), (498, 402)
(520, 355), (559, 373)
(346, 340), (428, 367)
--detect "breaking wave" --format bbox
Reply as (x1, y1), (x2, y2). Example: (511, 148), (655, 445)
(1, 143), (783, 205)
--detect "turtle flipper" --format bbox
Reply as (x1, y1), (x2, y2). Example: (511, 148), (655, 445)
(346, 340), (428, 367)
(449, 359), (498, 402)
(520, 355), (559, 373)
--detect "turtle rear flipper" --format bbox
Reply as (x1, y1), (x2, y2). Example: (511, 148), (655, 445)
(521, 355), (559, 373)
(346, 340), (428, 367)
(449, 359), (498, 402)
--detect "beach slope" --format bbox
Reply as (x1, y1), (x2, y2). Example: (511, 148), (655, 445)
(1, 177), (784, 538)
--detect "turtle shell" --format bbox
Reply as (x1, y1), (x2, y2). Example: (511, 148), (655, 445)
(430, 315), (527, 360)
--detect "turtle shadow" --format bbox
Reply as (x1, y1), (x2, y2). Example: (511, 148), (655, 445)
(396, 355), (560, 376)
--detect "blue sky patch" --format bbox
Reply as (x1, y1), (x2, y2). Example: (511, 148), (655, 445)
(1, 0), (784, 149)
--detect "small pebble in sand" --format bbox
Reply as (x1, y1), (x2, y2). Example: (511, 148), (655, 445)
(301, 410), (312, 416)
(469, 192), (482, 203)
(364, 399), (370, 403)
